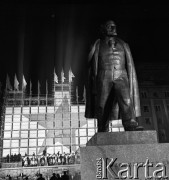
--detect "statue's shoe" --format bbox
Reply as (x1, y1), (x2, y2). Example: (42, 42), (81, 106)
(123, 119), (144, 131)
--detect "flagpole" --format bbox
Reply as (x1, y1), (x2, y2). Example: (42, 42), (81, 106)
(46, 80), (48, 108)
(22, 75), (24, 106)
(53, 68), (56, 99)
(5, 74), (8, 92)
(14, 74), (17, 105)
(29, 80), (32, 112)
(76, 86), (80, 128)
(14, 75), (16, 105)
(61, 69), (63, 154)
(38, 80), (40, 107)
(53, 68), (56, 154)
(69, 69), (72, 153)
(53, 68), (59, 153)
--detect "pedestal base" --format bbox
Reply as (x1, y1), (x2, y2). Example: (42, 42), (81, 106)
(80, 131), (169, 180)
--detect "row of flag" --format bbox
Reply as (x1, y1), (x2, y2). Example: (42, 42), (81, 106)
(54, 69), (75, 83)
(6, 69), (75, 91)
(6, 74), (27, 91)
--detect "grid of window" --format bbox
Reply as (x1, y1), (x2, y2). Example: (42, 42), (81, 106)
(2, 105), (98, 157)
(3, 88), (124, 158)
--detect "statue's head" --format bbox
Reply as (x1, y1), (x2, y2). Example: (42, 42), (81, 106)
(100, 20), (117, 37)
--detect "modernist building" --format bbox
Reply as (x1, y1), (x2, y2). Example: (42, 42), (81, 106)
(0, 63), (169, 177)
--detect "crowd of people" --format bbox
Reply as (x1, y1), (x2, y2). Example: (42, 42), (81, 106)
(2, 152), (81, 179)
(3, 171), (81, 180)
(22, 151), (80, 167)
(4, 151), (80, 167)
(5, 153), (22, 163)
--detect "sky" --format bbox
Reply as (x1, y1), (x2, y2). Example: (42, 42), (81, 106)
(0, 1), (169, 96)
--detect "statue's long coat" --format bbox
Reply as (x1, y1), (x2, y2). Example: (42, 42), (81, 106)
(85, 37), (141, 119)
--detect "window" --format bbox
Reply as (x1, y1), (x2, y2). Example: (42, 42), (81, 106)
(46, 138), (53, 146)
(143, 106), (149, 112)
(12, 131), (19, 138)
(159, 129), (166, 141)
(157, 117), (163, 125)
(13, 123), (20, 130)
(20, 148), (27, 156)
(3, 149), (10, 157)
(13, 115), (20, 122)
(79, 129), (87, 136)
(145, 118), (151, 125)
(88, 129), (95, 136)
(88, 120), (95, 128)
(3, 140), (10, 148)
(155, 105), (161, 112)
(141, 91), (147, 98)
(21, 122), (29, 129)
(22, 107), (30, 114)
(4, 132), (11, 138)
(63, 138), (70, 145)
(20, 139), (28, 147)
(21, 131), (28, 138)
(5, 115), (12, 123)
(38, 130), (45, 137)
(29, 139), (36, 147)
(4, 123), (12, 131)
(164, 91), (169, 98)
(30, 122), (37, 129)
(30, 131), (37, 138)
(14, 107), (21, 114)
(153, 92), (158, 98)
(38, 139), (44, 146)
(11, 140), (19, 148)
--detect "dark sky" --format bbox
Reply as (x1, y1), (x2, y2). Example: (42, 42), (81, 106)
(0, 1), (169, 96)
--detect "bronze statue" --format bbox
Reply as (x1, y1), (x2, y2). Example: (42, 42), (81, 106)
(85, 20), (141, 132)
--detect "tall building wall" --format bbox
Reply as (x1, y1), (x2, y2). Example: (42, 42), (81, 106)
(1, 72), (169, 165)
(1, 84), (124, 161)
(139, 86), (169, 142)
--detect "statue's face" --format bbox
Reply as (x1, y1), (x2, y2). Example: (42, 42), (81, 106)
(105, 21), (117, 36)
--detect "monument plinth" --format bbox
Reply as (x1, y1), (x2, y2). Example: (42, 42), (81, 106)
(80, 131), (169, 180)
(86, 131), (158, 146)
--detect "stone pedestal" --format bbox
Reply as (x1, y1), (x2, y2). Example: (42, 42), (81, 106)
(80, 131), (169, 180)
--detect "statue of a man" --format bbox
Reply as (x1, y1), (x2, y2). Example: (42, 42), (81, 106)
(85, 20), (141, 132)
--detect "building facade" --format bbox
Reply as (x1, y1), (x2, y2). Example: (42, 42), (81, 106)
(1, 63), (169, 177)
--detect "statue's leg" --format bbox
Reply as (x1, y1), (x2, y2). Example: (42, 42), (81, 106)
(96, 75), (113, 132)
(114, 77), (138, 131)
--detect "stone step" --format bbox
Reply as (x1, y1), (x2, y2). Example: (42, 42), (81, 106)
(86, 130), (158, 146)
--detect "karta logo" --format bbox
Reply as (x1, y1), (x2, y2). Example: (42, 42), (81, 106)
(96, 158), (168, 179)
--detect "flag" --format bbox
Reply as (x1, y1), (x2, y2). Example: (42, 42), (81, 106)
(54, 72), (58, 83)
(14, 74), (19, 91)
(61, 69), (66, 83)
(22, 75), (27, 91)
(30, 80), (32, 96)
(6, 74), (12, 91)
(69, 68), (75, 83)
(76, 86), (78, 102)
(38, 80), (41, 95)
